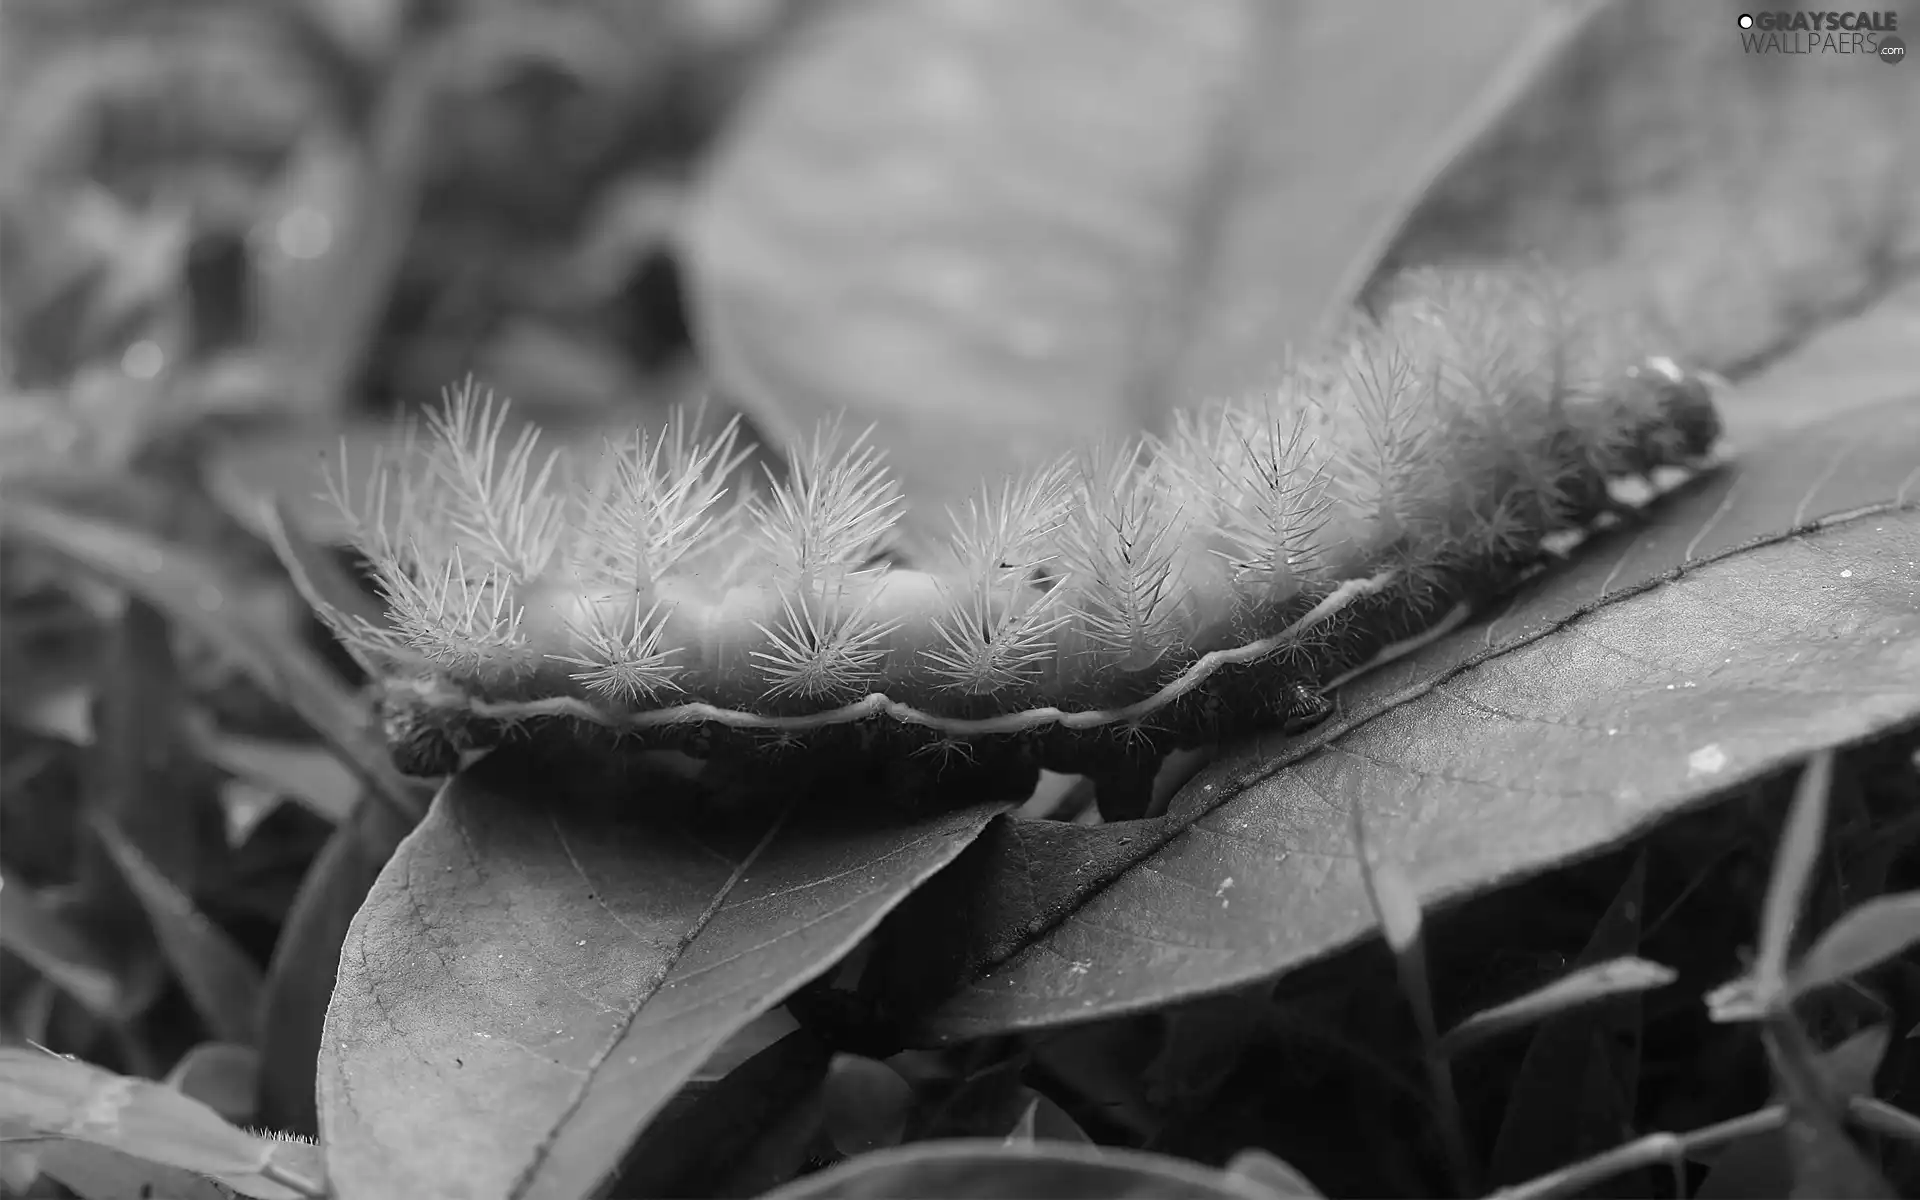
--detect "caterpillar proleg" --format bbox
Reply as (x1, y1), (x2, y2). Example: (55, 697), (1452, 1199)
(320, 268), (1723, 813)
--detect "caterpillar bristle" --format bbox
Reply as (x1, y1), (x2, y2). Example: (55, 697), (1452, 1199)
(1054, 443), (1190, 672)
(554, 596), (681, 704)
(926, 464), (1075, 696)
(569, 410), (749, 594)
(751, 578), (901, 701)
(419, 379), (566, 583)
(751, 420), (905, 586)
(324, 266), (1726, 782)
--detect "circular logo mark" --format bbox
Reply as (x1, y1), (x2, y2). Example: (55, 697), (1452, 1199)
(1738, 13), (1754, 28)
(1881, 35), (1907, 63)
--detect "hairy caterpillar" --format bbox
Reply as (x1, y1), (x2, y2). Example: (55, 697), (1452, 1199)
(318, 269), (1722, 817)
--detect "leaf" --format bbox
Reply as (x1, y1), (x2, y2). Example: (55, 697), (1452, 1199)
(1438, 956), (1677, 1057)
(22, 1134), (327, 1200)
(758, 1138), (1291, 1200)
(1387, 0), (1920, 416)
(1004, 1090), (1093, 1147)
(0, 1048), (291, 1184)
(192, 726), (364, 826)
(1696, 1027), (1890, 1200)
(1767, 1022), (1895, 1199)
(165, 1042), (259, 1127)
(896, 390), (1920, 1042)
(316, 751), (1010, 1200)
(255, 793), (410, 1138)
(822, 1053), (915, 1156)
(0, 870), (129, 1019)
(90, 814), (264, 1047)
(1222, 1149), (1326, 1200)
(0, 496), (425, 823)
(82, 596), (208, 890)
(1141, 988), (1271, 1112)
(24, 1138), (237, 1200)
(1791, 892), (1920, 999)
(682, 0), (1610, 538)
(605, 1027), (831, 1199)
(1756, 752), (1836, 1007)
(257, 494), (392, 680)
(1487, 856), (1649, 1193)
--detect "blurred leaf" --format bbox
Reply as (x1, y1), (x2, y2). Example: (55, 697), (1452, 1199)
(258, 494), (390, 678)
(1791, 892), (1920, 1000)
(0, 496), (425, 823)
(607, 1026), (831, 1199)
(1488, 856), (1648, 1194)
(83, 596), (209, 891)
(475, 319), (647, 414)
(252, 4), (632, 418)
(1696, 1030), (1892, 1199)
(316, 752), (1010, 1199)
(91, 813), (264, 1047)
(894, 392), (1920, 1042)
(759, 1138), (1289, 1200)
(0, 1047), (294, 1184)
(22, 1133), (325, 1200)
(908, 1056), (1033, 1143)
(1439, 956), (1676, 1058)
(1695, 1127), (1793, 1200)
(165, 1041), (258, 1127)
(1141, 989), (1270, 1113)
(255, 789), (409, 1138)
(823, 1053), (914, 1157)
(1222, 1149), (1325, 1200)
(252, 125), (416, 418)
(692, 1006), (804, 1085)
(192, 724), (362, 825)
(684, 0), (1609, 540)
(1767, 1023), (1895, 1199)
(0, 871), (128, 1019)
(1386, 0), (1920, 412)
(1757, 753), (1836, 1008)
(24, 1138), (236, 1200)
(1004, 1090), (1092, 1148)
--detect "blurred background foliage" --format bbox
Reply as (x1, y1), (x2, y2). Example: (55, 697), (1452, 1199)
(0, 0), (813, 1155)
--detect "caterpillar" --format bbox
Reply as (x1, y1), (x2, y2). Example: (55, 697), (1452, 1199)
(317, 268), (1723, 818)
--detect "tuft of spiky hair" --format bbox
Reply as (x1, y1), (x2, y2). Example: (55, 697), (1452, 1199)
(419, 379), (566, 582)
(322, 386), (553, 675)
(568, 410), (750, 593)
(1053, 443), (1190, 671)
(552, 597), (680, 703)
(1162, 388), (1333, 608)
(752, 579), (900, 701)
(925, 463), (1075, 694)
(1331, 331), (1438, 548)
(750, 422), (905, 586)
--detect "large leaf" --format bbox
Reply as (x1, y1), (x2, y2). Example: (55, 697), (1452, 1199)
(682, 0), (1608, 536)
(1386, 0), (1920, 400)
(316, 752), (1011, 1200)
(891, 392), (1920, 1041)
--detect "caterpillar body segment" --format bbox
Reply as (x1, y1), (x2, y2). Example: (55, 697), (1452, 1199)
(323, 268), (1724, 811)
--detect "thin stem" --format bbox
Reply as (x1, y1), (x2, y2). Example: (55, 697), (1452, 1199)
(1487, 1107), (1786, 1200)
